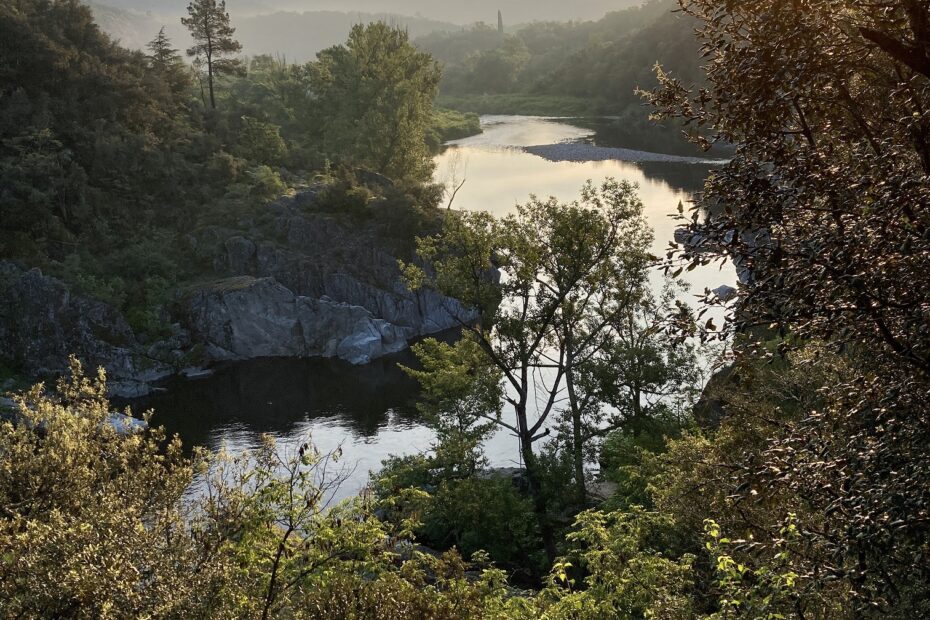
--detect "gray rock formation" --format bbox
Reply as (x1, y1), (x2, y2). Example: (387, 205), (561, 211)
(182, 276), (412, 365)
(183, 190), (479, 363)
(0, 262), (173, 397)
(0, 189), (480, 395)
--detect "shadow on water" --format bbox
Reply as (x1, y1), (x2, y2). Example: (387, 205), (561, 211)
(633, 162), (719, 196)
(124, 352), (423, 453)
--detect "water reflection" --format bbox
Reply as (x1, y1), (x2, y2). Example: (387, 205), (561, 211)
(633, 161), (714, 196)
(132, 355), (423, 448)
(435, 115), (734, 297)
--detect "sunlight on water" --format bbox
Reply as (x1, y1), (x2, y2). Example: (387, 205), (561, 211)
(435, 115), (736, 301)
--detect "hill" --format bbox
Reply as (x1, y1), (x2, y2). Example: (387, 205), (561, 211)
(90, 4), (459, 61)
(88, 0), (645, 24)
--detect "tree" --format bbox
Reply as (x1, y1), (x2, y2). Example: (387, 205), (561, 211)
(404, 179), (654, 561)
(403, 335), (504, 477)
(466, 37), (531, 93)
(558, 282), (699, 504)
(308, 23), (441, 183)
(646, 0), (930, 612)
(147, 27), (191, 103)
(148, 26), (180, 71)
(182, 0), (243, 109)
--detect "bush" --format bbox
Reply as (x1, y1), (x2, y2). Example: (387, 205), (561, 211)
(376, 455), (546, 584)
(0, 361), (518, 619)
(426, 108), (482, 150)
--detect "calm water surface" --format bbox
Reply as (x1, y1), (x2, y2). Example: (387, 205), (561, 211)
(135, 116), (733, 502)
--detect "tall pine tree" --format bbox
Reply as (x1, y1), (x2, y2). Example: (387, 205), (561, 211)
(181, 0), (242, 109)
(147, 27), (190, 102)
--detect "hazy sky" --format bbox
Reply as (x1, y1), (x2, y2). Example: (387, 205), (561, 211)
(104, 0), (642, 24)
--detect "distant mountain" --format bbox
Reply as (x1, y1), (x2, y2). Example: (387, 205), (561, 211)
(235, 12), (459, 62)
(89, 4), (460, 62)
(88, 3), (172, 49)
(92, 0), (644, 25)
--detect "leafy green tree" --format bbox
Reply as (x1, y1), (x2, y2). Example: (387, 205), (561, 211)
(403, 335), (504, 477)
(149, 26), (179, 70)
(467, 37), (531, 93)
(235, 116), (288, 165)
(532, 508), (696, 619)
(308, 23), (441, 183)
(559, 282), (699, 504)
(0, 359), (215, 617)
(404, 179), (654, 561)
(182, 0), (243, 109)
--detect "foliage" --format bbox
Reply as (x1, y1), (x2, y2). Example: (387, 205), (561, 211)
(0, 359), (210, 618)
(703, 517), (808, 620)
(532, 508), (696, 619)
(234, 115), (288, 165)
(307, 23), (442, 185)
(375, 454), (547, 585)
(598, 410), (689, 509)
(645, 0), (930, 612)
(403, 334), (504, 476)
(427, 108), (482, 149)
(182, 0), (243, 109)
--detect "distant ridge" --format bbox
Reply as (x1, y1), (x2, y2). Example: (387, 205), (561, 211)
(89, 4), (460, 61)
(91, 0), (643, 26)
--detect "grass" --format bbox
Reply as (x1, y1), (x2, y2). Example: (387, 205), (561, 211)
(428, 108), (483, 148)
(437, 94), (610, 117)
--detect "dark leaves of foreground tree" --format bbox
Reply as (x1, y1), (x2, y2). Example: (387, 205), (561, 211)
(646, 0), (930, 613)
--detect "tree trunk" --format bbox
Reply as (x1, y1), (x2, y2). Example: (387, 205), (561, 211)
(519, 433), (558, 564)
(570, 405), (586, 505)
(208, 62), (215, 109)
(564, 343), (587, 505)
(206, 28), (216, 109)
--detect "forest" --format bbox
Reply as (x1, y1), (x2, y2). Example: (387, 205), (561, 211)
(415, 0), (713, 153)
(2, 0), (930, 618)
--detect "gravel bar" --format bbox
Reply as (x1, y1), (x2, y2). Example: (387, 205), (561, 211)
(524, 142), (728, 165)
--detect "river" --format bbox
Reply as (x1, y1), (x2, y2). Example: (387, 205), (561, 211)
(130, 115), (732, 502)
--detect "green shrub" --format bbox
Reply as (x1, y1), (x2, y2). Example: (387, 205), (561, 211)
(426, 108), (482, 149)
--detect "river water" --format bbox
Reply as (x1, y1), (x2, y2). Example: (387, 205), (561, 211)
(132, 115), (732, 502)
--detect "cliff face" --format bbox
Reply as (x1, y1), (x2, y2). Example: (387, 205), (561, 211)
(0, 262), (175, 397)
(180, 191), (478, 365)
(0, 191), (477, 396)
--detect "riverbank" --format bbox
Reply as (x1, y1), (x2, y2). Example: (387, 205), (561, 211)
(0, 184), (476, 399)
(428, 108), (483, 147)
(437, 94), (606, 117)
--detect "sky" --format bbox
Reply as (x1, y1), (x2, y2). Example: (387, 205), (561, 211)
(100, 0), (643, 24)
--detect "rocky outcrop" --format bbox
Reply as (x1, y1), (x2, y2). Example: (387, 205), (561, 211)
(182, 276), (411, 365)
(0, 189), (480, 396)
(0, 262), (173, 397)
(183, 190), (479, 361)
